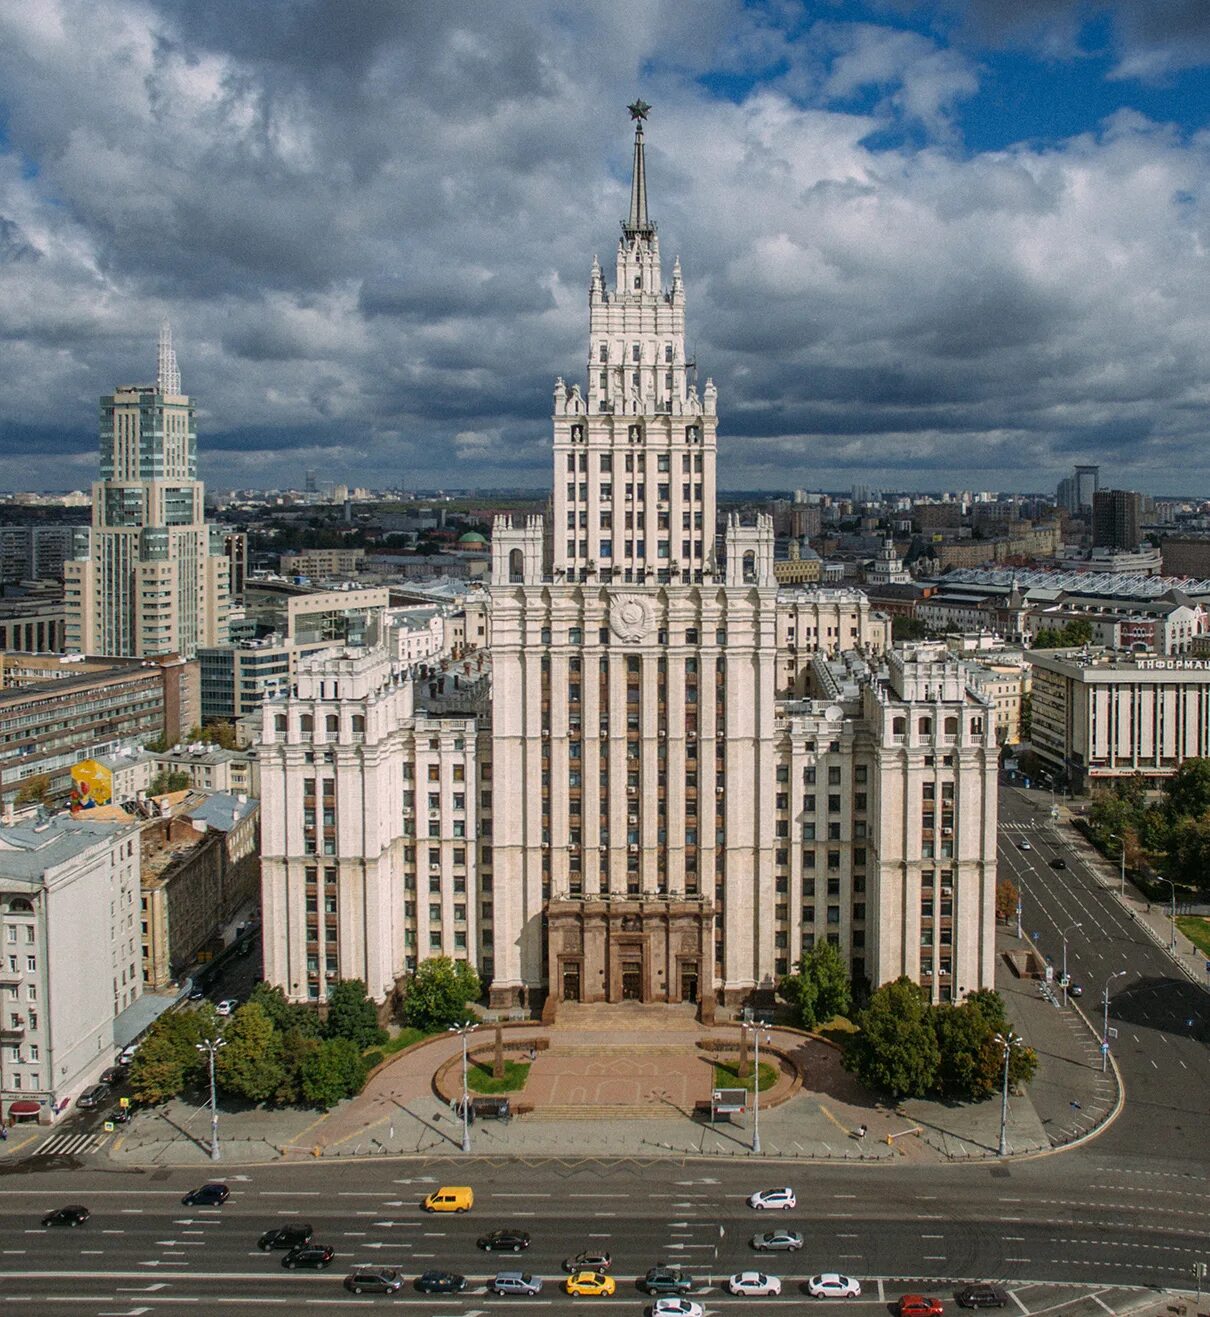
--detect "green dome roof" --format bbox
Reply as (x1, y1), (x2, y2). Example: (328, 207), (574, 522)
(458, 531), (488, 544)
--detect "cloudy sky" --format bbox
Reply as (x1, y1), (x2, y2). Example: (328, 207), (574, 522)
(1, 0), (1208, 496)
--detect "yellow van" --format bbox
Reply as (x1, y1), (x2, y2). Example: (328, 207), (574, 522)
(423, 1186), (474, 1213)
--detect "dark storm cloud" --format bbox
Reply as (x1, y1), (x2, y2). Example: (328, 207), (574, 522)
(0, 1), (1209, 493)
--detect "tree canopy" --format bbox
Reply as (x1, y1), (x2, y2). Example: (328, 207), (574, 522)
(398, 956), (482, 1032)
(777, 941), (851, 1029)
(325, 978), (387, 1050)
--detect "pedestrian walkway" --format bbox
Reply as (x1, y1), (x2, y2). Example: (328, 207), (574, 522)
(29, 1130), (111, 1158)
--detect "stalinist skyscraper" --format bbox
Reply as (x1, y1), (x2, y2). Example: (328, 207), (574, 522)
(65, 322), (230, 659)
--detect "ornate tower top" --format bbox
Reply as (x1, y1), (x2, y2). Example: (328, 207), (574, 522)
(157, 318), (181, 395)
(623, 100), (655, 240)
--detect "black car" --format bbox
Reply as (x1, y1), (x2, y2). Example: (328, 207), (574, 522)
(76, 1083), (110, 1111)
(345, 1268), (403, 1294)
(478, 1228), (532, 1252)
(182, 1182), (229, 1206)
(956, 1285), (1008, 1309)
(283, 1244), (335, 1270)
(1049, 858), (1067, 869)
(642, 1266), (694, 1295)
(415, 1271), (467, 1294)
(99, 1065), (126, 1087)
(42, 1205), (90, 1228)
(258, 1223), (313, 1251)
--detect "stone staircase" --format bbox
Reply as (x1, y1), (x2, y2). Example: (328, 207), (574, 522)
(551, 1000), (700, 1033)
(526, 1102), (688, 1120)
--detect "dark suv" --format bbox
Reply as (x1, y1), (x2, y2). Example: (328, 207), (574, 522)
(258, 1224), (313, 1251)
(956, 1285), (1008, 1308)
(478, 1228), (531, 1252)
(182, 1183), (229, 1207)
(642, 1265), (694, 1295)
(76, 1084), (110, 1110)
(283, 1244), (335, 1270)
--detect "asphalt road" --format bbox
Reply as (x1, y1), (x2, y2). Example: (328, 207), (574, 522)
(997, 786), (1210, 1165)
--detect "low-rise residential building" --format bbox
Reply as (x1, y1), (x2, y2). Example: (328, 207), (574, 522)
(279, 548), (366, 579)
(0, 814), (141, 1122)
(0, 594), (66, 653)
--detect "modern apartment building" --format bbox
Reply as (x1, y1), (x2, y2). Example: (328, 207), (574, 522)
(257, 108), (997, 1014)
(0, 814), (141, 1122)
(0, 526), (85, 583)
(64, 323), (230, 659)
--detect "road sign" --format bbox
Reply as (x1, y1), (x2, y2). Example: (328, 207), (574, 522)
(712, 1088), (747, 1115)
(119, 1097), (130, 1108)
(1044, 965), (1054, 982)
(1108, 1027), (1118, 1039)
(103, 1121), (115, 1132)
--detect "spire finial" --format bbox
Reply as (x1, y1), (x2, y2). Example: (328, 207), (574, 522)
(157, 318), (181, 395)
(623, 101), (655, 239)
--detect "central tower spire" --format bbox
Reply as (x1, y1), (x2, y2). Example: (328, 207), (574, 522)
(157, 317), (181, 395)
(624, 99), (655, 239)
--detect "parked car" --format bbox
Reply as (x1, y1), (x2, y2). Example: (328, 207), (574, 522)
(282, 1244), (335, 1270)
(955, 1285), (1008, 1308)
(215, 998), (239, 1017)
(565, 1271), (616, 1297)
(751, 1228), (803, 1251)
(728, 1271), (782, 1296)
(563, 1250), (613, 1272)
(258, 1224), (313, 1251)
(748, 1186), (796, 1210)
(414, 1271), (467, 1294)
(642, 1266), (693, 1295)
(117, 1043), (139, 1065)
(344, 1268), (402, 1294)
(75, 1084), (110, 1111)
(491, 1271), (543, 1295)
(1068, 983), (1084, 997)
(477, 1227), (531, 1252)
(899, 1296), (945, 1317)
(808, 1273), (862, 1298)
(182, 1182), (229, 1206)
(42, 1205), (90, 1228)
(99, 1065), (126, 1087)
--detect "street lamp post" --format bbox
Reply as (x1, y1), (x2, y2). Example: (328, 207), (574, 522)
(448, 1021), (478, 1153)
(741, 1022), (770, 1155)
(1060, 921), (1083, 1006)
(1107, 834), (1127, 897)
(195, 1036), (226, 1162)
(1154, 876), (1178, 951)
(995, 1031), (1023, 1157)
(1101, 970), (1126, 1073)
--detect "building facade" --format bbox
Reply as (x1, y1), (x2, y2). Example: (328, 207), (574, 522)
(0, 815), (141, 1122)
(257, 108), (997, 1013)
(64, 323), (231, 659)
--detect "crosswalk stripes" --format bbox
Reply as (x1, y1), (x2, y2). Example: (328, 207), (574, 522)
(30, 1130), (110, 1158)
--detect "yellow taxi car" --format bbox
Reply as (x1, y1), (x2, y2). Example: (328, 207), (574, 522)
(565, 1270), (617, 1297)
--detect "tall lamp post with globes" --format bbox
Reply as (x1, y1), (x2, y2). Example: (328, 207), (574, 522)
(740, 1020), (771, 1155)
(448, 1021), (478, 1154)
(1101, 970), (1127, 1073)
(995, 1031), (1025, 1157)
(1060, 921), (1083, 1005)
(1107, 833), (1127, 896)
(1153, 876), (1178, 951)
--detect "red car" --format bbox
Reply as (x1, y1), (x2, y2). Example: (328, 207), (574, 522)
(900, 1296), (945, 1317)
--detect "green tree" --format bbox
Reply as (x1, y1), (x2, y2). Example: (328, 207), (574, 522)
(299, 1037), (368, 1109)
(325, 978), (387, 1050)
(14, 774), (51, 806)
(188, 721), (238, 749)
(933, 1001), (1000, 1101)
(1061, 619), (1093, 645)
(128, 1008), (216, 1104)
(274, 1028), (320, 1105)
(1164, 812), (1210, 893)
(1030, 627), (1064, 649)
(248, 981), (320, 1038)
(892, 616), (929, 643)
(149, 769), (192, 795)
(964, 988), (1010, 1034)
(777, 941), (852, 1029)
(844, 977), (941, 1099)
(1019, 692), (1032, 740)
(215, 1002), (283, 1103)
(398, 956), (482, 1032)
(1163, 758), (1210, 822)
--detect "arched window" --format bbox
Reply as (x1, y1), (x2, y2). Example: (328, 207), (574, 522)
(8, 897), (32, 914)
(274, 715), (287, 734)
(742, 550), (756, 583)
(352, 715), (365, 736)
(325, 715), (339, 736)
(944, 716), (958, 737)
(892, 716), (906, 737)
(918, 716), (932, 735)
(300, 714), (313, 735)
(508, 548), (524, 583)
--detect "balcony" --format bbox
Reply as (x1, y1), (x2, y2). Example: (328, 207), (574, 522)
(1, 1018), (26, 1041)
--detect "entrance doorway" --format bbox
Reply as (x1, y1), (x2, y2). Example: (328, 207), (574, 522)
(680, 967), (698, 1003)
(621, 963), (642, 1000)
(562, 965), (581, 1002)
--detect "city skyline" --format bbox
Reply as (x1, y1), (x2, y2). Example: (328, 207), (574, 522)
(0, 2), (1208, 493)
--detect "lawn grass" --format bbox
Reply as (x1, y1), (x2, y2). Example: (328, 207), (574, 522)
(465, 1059), (531, 1094)
(713, 1059), (778, 1093)
(1176, 915), (1210, 958)
(378, 1028), (430, 1056)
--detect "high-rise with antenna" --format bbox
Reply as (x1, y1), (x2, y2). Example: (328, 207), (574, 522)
(64, 324), (230, 659)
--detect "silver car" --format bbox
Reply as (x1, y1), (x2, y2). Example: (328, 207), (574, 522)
(492, 1271), (543, 1296)
(751, 1228), (804, 1251)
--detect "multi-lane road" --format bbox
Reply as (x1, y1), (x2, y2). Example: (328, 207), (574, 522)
(0, 784), (1207, 1313)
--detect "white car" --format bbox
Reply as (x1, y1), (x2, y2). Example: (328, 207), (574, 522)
(729, 1271), (782, 1296)
(748, 1187), (796, 1210)
(117, 1043), (139, 1065)
(652, 1300), (704, 1317)
(809, 1273), (862, 1298)
(215, 999), (239, 1017)
(1017, 839), (1031, 850)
